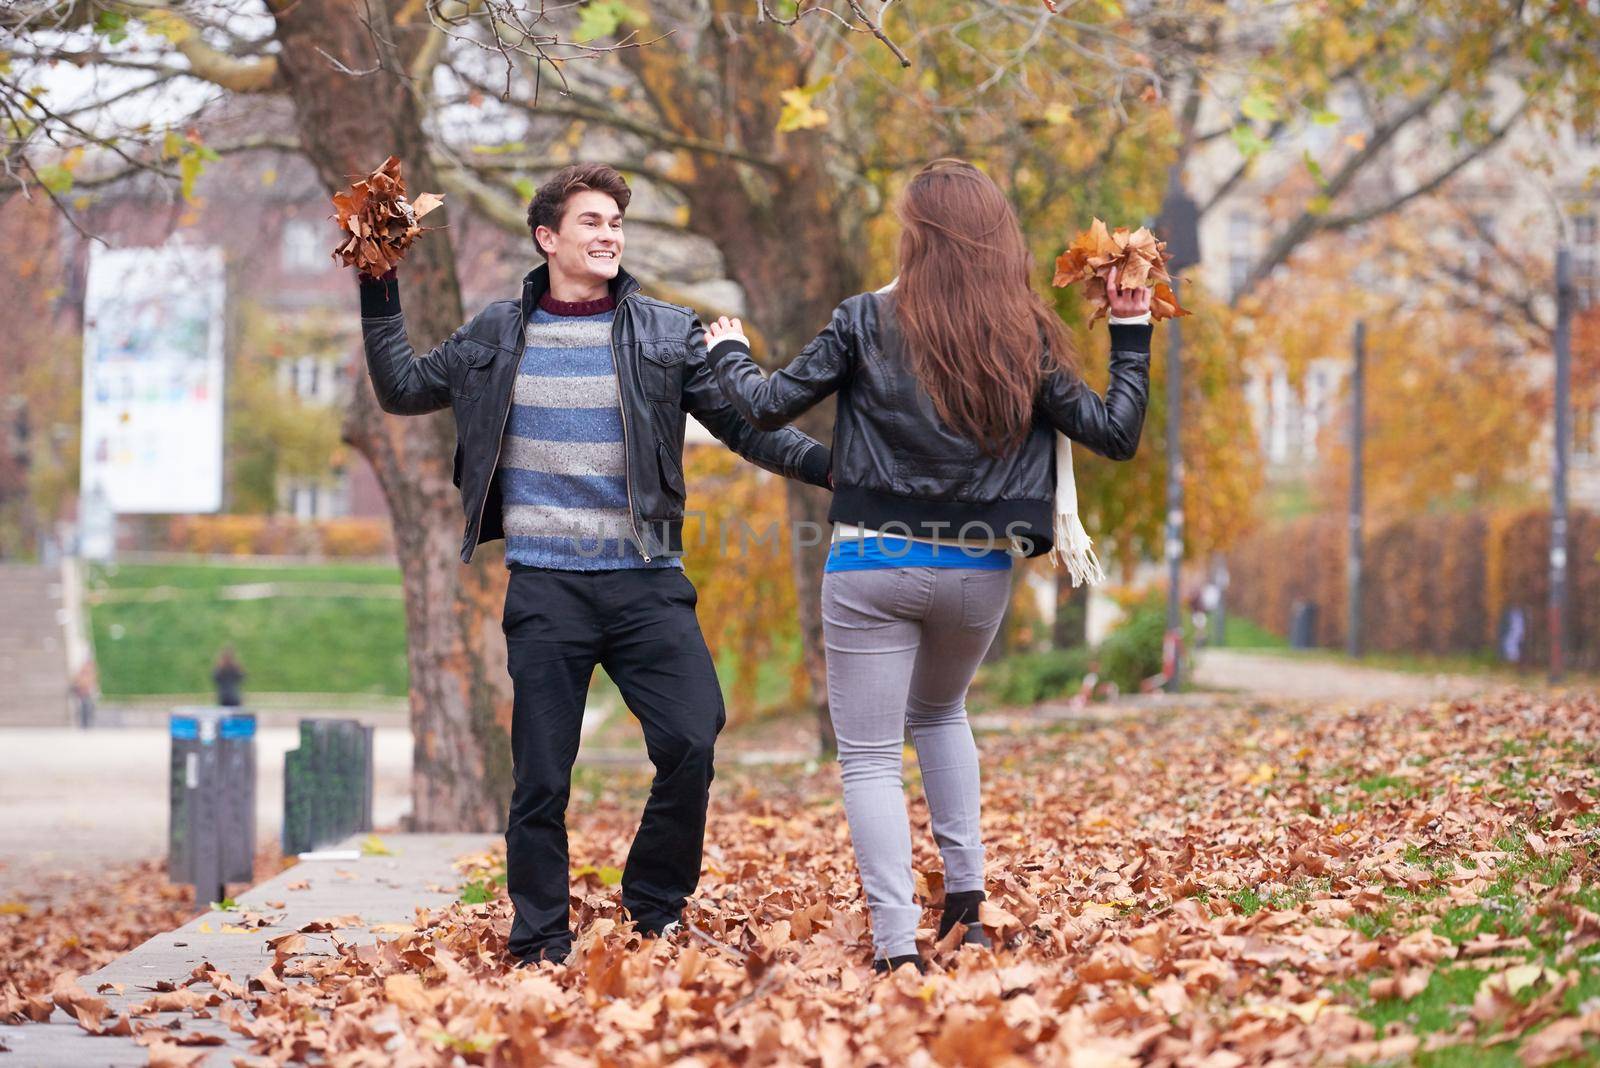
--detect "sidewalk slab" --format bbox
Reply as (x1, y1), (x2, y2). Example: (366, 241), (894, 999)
(0, 833), (496, 1067)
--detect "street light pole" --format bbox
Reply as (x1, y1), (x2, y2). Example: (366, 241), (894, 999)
(1550, 246), (1572, 683)
(1165, 277), (1185, 692)
(1155, 167), (1200, 694)
(1347, 320), (1365, 659)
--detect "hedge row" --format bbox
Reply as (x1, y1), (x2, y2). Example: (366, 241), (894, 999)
(162, 515), (394, 558)
(1226, 508), (1600, 670)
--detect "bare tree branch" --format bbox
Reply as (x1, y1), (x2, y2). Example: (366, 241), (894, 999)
(1320, 99), (1531, 232)
(453, 68), (782, 170)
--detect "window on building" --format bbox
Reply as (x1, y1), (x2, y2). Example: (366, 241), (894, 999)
(1577, 404), (1598, 460)
(289, 481), (320, 521)
(279, 355), (341, 404)
(1227, 211), (1254, 298)
(1574, 212), (1597, 307)
(281, 220), (325, 271)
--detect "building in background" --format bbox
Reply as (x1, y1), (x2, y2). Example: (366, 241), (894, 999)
(1189, 85), (1600, 511)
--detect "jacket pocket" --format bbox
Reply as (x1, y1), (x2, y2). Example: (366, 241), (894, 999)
(637, 341), (687, 403)
(657, 442), (686, 499)
(453, 341), (498, 401)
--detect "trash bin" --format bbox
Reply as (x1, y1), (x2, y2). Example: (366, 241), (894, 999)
(1289, 600), (1319, 649)
(283, 718), (375, 856)
(168, 708), (256, 904)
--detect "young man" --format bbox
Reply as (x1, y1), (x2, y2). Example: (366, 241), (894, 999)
(357, 164), (830, 964)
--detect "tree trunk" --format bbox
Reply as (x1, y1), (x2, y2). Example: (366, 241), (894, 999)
(734, 223), (859, 755)
(1053, 576), (1089, 649)
(269, 0), (512, 830)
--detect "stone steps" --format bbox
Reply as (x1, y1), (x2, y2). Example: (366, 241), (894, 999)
(0, 564), (73, 726)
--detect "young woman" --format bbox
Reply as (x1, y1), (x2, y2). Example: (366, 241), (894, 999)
(704, 159), (1153, 972)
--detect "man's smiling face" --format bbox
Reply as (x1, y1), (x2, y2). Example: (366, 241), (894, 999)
(536, 188), (624, 291)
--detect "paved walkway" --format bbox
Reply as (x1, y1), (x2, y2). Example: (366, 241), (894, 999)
(0, 833), (496, 1067)
(1192, 648), (1493, 703)
(0, 727), (414, 900)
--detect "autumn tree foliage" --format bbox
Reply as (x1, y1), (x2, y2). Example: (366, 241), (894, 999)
(0, 195), (79, 556)
(1243, 218), (1546, 525)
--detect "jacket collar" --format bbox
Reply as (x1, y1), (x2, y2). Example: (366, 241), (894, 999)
(519, 263), (641, 320)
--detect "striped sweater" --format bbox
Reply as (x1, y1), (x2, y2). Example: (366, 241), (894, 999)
(500, 294), (678, 571)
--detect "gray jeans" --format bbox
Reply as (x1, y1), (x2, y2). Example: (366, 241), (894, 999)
(821, 566), (1011, 958)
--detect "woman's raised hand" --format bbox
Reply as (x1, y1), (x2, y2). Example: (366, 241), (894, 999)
(706, 315), (746, 345)
(1106, 265), (1153, 319)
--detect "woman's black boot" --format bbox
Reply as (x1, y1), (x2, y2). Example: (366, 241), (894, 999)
(938, 890), (993, 948)
(872, 954), (926, 974)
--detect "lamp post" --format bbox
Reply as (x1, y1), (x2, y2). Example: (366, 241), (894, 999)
(1551, 246), (1572, 683)
(1347, 321), (1365, 659)
(1154, 168), (1200, 693)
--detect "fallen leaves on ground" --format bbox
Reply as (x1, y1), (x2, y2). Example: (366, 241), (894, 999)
(0, 859), (195, 1018)
(330, 155), (444, 275)
(1053, 217), (1191, 322)
(12, 691), (1600, 1066)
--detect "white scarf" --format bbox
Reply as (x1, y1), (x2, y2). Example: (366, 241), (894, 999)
(1047, 433), (1105, 586)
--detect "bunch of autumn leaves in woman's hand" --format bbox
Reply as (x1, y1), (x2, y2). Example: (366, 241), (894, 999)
(331, 156), (445, 276)
(1054, 218), (1191, 324)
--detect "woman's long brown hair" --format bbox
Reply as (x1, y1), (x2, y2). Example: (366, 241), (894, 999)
(891, 159), (1074, 456)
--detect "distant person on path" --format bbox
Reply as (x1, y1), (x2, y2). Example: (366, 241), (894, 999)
(70, 659), (97, 729)
(703, 159), (1153, 973)
(355, 164), (831, 966)
(212, 647), (245, 708)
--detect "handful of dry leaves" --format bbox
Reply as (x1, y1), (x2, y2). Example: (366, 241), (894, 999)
(1053, 218), (1191, 323)
(330, 156), (444, 275)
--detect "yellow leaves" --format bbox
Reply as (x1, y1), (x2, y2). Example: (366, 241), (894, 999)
(777, 79), (832, 134)
(359, 834), (395, 856)
(140, 9), (193, 44)
(1249, 760), (1286, 788)
(1043, 102), (1076, 126)
(571, 864), (623, 886)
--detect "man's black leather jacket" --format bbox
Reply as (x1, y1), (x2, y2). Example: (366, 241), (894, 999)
(359, 264), (831, 563)
(706, 290), (1150, 557)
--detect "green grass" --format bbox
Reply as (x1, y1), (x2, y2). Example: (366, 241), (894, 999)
(1220, 614), (1291, 649)
(91, 560), (401, 590)
(1340, 831), (1600, 1064)
(89, 560), (407, 697)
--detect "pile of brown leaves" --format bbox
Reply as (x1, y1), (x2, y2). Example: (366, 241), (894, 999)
(14, 691), (1600, 1065)
(0, 860), (196, 1003)
(330, 156), (444, 275)
(1054, 218), (1191, 323)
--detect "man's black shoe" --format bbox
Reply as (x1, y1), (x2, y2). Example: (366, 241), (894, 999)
(638, 919), (683, 940)
(513, 943), (572, 968)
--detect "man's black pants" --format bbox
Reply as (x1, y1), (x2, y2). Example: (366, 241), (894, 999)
(502, 565), (726, 962)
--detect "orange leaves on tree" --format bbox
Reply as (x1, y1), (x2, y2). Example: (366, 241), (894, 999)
(330, 156), (445, 275)
(1052, 218), (1191, 323)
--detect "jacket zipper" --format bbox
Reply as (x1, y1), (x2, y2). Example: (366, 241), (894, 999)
(470, 312), (527, 559)
(608, 293), (649, 560)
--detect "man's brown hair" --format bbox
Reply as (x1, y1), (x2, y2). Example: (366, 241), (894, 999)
(526, 164), (632, 259)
